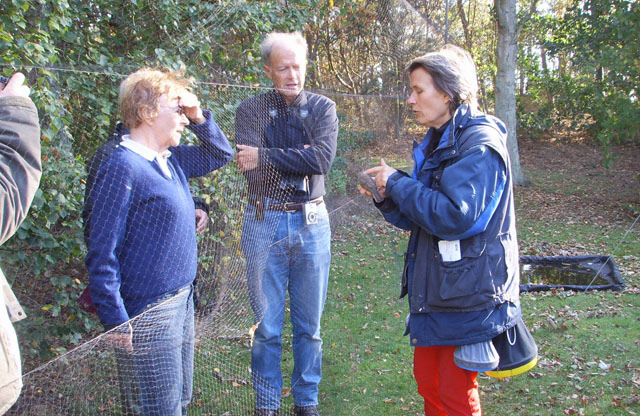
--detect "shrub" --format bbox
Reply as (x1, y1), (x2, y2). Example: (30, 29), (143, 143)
(0, 140), (100, 366)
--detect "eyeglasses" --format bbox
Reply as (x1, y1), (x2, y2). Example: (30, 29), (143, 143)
(163, 105), (186, 116)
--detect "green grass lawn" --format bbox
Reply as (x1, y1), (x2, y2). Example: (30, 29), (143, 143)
(315, 197), (639, 415)
(186, 137), (639, 415)
(321, 216), (421, 415)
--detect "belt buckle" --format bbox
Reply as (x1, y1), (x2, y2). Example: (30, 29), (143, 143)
(284, 202), (297, 213)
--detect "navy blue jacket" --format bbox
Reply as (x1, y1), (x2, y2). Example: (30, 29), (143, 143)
(377, 105), (520, 345)
(235, 90), (338, 202)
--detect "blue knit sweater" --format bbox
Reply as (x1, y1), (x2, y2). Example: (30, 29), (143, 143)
(85, 110), (233, 327)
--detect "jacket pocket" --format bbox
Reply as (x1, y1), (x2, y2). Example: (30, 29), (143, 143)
(400, 251), (411, 299)
(428, 239), (488, 308)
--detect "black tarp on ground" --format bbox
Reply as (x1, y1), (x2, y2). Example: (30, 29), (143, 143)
(519, 255), (624, 292)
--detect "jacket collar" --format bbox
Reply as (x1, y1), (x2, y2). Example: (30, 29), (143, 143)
(266, 90), (310, 120)
(450, 103), (473, 136)
(412, 103), (473, 147)
(267, 89), (308, 108)
(411, 104), (474, 176)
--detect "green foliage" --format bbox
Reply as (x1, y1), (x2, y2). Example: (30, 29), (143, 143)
(320, 218), (420, 415)
(326, 114), (374, 197)
(14, 147), (85, 276)
(326, 156), (350, 197)
(0, 0), (68, 67)
(319, 205), (640, 414)
(202, 0), (318, 84)
(518, 0), (640, 155)
(0, 141), (100, 363)
(192, 165), (247, 312)
(0, 0), (321, 366)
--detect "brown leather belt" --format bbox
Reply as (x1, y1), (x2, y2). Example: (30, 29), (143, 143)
(266, 197), (323, 212)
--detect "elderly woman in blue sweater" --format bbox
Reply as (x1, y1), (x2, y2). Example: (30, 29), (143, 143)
(85, 68), (233, 415)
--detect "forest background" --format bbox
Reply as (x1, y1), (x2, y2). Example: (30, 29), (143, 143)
(0, 0), (639, 413)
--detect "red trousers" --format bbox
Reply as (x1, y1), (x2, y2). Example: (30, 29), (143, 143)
(413, 346), (482, 416)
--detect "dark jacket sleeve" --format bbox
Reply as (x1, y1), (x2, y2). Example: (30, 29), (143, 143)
(374, 171), (415, 231)
(261, 98), (338, 176)
(0, 95), (42, 245)
(385, 143), (506, 241)
(192, 197), (209, 214)
(235, 98), (271, 191)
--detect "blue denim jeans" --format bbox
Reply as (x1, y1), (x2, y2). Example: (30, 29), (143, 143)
(128, 285), (194, 416)
(242, 201), (331, 410)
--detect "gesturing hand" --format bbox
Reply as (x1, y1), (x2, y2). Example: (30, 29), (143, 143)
(362, 158), (397, 199)
(0, 73), (30, 98)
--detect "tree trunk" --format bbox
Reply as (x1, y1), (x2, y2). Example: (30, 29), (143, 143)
(495, 0), (526, 186)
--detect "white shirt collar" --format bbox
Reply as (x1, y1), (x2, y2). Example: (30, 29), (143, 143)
(121, 136), (160, 161)
(121, 135), (173, 178)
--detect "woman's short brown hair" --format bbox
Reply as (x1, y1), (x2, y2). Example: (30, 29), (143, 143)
(119, 68), (193, 129)
(407, 44), (478, 114)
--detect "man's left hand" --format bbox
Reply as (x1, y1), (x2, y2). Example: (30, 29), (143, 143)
(236, 144), (259, 172)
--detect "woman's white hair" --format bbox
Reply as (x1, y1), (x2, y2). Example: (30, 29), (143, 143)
(260, 31), (308, 65)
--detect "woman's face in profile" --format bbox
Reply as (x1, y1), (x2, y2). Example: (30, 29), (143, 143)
(407, 67), (452, 129)
(151, 94), (189, 150)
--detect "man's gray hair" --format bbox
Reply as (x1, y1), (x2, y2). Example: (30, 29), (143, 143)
(407, 44), (478, 114)
(260, 31), (308, 65)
